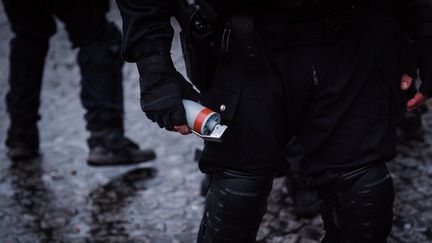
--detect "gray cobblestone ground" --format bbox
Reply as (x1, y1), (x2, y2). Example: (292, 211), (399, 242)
(0, 2), (431, 243)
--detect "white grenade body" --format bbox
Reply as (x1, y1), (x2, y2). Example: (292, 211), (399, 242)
(182, 100), (228, 142)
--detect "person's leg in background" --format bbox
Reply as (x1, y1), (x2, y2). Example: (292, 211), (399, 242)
(3, 0), (56, 160)
(54, 0), (155, 165)
(284, 139), (321, 218)
(397, 84), (427, 142)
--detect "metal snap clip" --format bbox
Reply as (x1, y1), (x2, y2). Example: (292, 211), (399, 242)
(220, 104), (226, 112)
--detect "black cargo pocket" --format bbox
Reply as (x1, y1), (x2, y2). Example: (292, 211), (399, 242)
(201, 88), (240, 122)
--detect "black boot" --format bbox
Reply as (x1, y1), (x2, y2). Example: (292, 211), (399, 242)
(87, 129), (156, 166)
(6, 124), (40, 161)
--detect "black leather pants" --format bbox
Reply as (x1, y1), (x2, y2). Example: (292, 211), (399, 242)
(197, 162), (393, 243)
(319, 162), (394, 243)
(197, 170), (273, 243)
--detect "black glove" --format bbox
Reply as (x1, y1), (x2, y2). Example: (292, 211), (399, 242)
(137, 54), (200, 130)
(405, 38), (432, 96)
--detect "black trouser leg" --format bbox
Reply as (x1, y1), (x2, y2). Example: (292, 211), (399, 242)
(2, 0), (54, 126)
(76, 23), (124, 132)
(5, 36), (49, 148)
(54, 0), (124, 132)
(6, 36), (48, 125)
(319, 162), (394, 243)
(197, 170), (273, 243)
(3, 0), (54, 148)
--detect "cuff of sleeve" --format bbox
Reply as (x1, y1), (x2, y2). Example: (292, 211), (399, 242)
(137, 54), (175, 75)
(127, 39), (172, 61)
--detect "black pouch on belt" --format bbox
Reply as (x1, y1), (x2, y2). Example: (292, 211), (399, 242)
(176, 0), (219, 92)
(230, 14), (269, 70)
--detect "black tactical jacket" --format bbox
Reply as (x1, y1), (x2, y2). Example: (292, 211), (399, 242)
(116, 0), (432, 62)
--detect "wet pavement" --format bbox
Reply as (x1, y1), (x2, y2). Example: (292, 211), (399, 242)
(0, 2), (432, 243)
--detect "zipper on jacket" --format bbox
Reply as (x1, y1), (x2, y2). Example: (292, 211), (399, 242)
(312, 65), (319, 86)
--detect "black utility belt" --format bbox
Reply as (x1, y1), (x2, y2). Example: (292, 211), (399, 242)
(281, 17), (354, 46)
(219, 11), (355, 68)
(255, 8), (356, 46)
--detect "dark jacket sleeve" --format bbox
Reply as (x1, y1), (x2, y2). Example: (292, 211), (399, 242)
(402, 0), (432, 39)
(115, 0), (178, 62)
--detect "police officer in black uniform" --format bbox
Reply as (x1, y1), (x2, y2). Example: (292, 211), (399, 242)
(116, 0), (432, 242)
(2, 0), (156, 165)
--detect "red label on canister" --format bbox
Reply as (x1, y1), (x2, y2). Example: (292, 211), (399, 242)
(193, 108), (213, 134)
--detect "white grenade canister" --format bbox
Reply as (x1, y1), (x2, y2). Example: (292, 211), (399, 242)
(182, 100), (228, 142)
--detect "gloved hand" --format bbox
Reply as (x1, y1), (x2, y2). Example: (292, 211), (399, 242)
(137, 54), (200, 133)
(400, 38), (432, 111)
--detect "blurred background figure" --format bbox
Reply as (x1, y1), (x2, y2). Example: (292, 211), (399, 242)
(283, 139), (321, 218)
(397, 78), (428, 143)
(2, 0), (155, 165)
(398, 107), (426, 142)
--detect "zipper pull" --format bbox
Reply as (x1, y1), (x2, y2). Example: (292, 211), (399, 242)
(221, 22), (232, 54)
(312, 65), (319, 86)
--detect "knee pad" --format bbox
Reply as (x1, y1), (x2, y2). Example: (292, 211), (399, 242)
(199, 170), (273, 243)
(321, 163), (394, 243)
